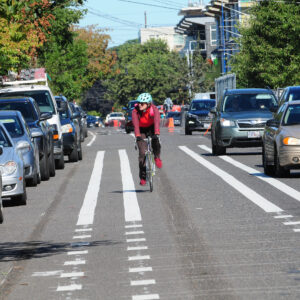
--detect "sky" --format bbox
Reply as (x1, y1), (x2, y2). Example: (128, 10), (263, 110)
(79, 0), (207, 47)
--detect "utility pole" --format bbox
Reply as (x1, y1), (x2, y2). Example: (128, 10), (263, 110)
(144, 11), (147, 28)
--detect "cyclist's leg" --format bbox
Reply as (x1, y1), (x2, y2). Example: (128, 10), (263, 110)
(137, 132), (147, 180)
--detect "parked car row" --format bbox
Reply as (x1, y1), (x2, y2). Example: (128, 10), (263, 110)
(209, 86), (300, 177)
(0, 82), (88, 224)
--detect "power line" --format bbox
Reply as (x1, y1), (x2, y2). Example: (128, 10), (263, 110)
(117, 0), (180, 10)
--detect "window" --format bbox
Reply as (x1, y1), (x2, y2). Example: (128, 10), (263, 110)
(210, 25), (217, 46)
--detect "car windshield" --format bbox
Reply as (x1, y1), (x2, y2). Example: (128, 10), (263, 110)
(0, 127), (12, 147)
(288, 90), (300, 101)
(223, 93), (277, 112)
(0, 116), (24, 138)
(0, 101), (38, 122)
(167, 112), (181, 118)
(0, 91), (55, 114)
(282, 104), (300, 125)
(110, 113), (123, 117)
(190, 101), (215, 111)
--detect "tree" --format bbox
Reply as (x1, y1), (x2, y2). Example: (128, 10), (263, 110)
(230, 0), (300, 88)
(104, 39), (190, 106)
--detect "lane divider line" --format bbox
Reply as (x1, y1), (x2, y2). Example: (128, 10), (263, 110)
(127, 246), (148, 251)
(129, 267), (153, 273)
(131, 279), (156, 286)
(60, 272), (84, 278)
(125, 231), (144, 235)
(179, 146), (283, 213)
(127, 238), (146, 243)
(56, 284), (82, 292)
(67, 250), (88, 256)
(128, 255), (150, 261)
(77, 151), (104, 226)
(87, 131), (96, 147)
(132, 294), (160, 300)
(119, 149), (142, 222)
(72, 235), (91, 239)
(198, 145), (300, 203)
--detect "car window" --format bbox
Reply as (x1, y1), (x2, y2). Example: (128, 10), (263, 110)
(190, 101), (215, 111)
(0, 101), (38, 122)
(0, 91), (55, 114)
(223, 93), (277, 112)
(283, 105), (300, 125)
(0, 116), (24, 137)
(288, 90), (300, 101)
(56, 99), (70, 119)
(129, 101), (138, 109)
(0, 126), (12, 147)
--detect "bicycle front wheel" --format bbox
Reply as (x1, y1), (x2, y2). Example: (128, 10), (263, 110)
(145, 153), (154, 192)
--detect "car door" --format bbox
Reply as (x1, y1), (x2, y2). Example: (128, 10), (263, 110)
(264, 104), (286, 160)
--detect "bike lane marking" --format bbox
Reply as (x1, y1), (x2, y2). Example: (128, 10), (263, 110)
(87, 130), (96, 146)
(119, 149), (160, 300)
(179, 146), (282, 213)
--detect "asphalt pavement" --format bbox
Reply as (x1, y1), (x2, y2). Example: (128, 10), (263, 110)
(0, 125), (299, 300)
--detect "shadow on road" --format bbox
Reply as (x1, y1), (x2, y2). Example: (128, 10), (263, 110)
(0, 240), (122, 262)
(111, 190), (148, 193)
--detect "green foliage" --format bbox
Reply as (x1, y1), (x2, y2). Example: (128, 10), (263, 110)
(44, 38), (89, 101)
(87, 110), (101, 116)
(104, 39), (190, 106)
(230, 0), (300, 88)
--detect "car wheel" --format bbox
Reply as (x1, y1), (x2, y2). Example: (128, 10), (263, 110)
(27, 169), (38, 187)
(55, 152), (65, 170)
(211, 133), (226, 155)
(185, 127), (192, 135)
(0, 202), (3, 224)
(69, 143), (79, 162)
(12, 179), (27, 205)
(275, 150), (289, 177)
(262, 146), (274, 176)
(85, 129), (88, 138)
(78, 140), (83, 161)
(80, 131), (85, 142)
(40, 153), (50, 181)
(49, 149), (56, 177)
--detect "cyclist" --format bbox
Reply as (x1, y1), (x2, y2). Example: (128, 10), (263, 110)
(132, 92), (162, 186)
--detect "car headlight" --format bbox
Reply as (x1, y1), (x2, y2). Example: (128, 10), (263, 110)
(1, 161), (17, 176)
(283, 137), (300, 145)
(61, 124), (73, 133)
(220, 118), (235, 127)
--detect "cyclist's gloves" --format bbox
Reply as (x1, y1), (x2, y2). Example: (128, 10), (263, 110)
(136, 136), (142, 142)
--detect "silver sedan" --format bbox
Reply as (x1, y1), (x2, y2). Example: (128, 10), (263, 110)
(263, 100), (300, 177)
(0, 123), (28, 204)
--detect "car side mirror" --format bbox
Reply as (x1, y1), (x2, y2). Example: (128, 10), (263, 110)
(40, 112), (52, 121)
(31, 130), (43, 138)
(266, 119), (279, 127)
(210, 107), (217, 114)
(71, 111), (81, 119)
(58, 102), (68, 112)
(17, 141), (30, 151)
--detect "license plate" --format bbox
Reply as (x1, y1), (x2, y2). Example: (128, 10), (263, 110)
(248, 131), (260, 138)
(174, 120), (180, 124)
(203, 123), (210, 128)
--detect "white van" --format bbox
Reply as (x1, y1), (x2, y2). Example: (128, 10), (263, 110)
(0, 84), (64, 169)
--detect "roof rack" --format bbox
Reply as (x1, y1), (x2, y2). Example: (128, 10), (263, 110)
(1, 68), (48, 87)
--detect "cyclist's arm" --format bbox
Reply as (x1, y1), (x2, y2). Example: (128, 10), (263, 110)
(132, 109), (141, 137)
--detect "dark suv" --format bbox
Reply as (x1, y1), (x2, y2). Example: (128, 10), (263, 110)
(123, 100), (138, 133)
(185, 99), (216, 135)
(210, 88), (278, 155)
(0, 97), (55, 180)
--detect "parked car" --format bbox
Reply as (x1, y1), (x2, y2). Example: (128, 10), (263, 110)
(278, 86), (300, 107)
(0, 97), (55, 180)
(185, 99), (216, 135)
(74, 104), (88, 139)
(107, 112), (125, 127)
(0, 123), (28, 205)
(87, 115), (96, 127)
(210, 88), (278, 155)
(0, 84), (65, 169)
(69, 102), (84, 147)
(0, 155), (3, 223)
(0, 111), (41, 186)
(123, 100), (138, 133)
(55, 96), (82, 162)
(166, 111), (182, 126)
(262, 100), (300, 177)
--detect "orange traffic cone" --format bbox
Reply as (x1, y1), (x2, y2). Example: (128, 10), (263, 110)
(113, 119), (118, 127)
(168, 117), (174, 128)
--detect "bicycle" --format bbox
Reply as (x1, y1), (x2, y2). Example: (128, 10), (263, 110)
(144, 136), (156, 192)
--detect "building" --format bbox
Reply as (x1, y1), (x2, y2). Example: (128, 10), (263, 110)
(139, 27), (185, 52)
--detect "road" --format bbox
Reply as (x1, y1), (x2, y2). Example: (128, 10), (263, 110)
(0, 125), (299, 300)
